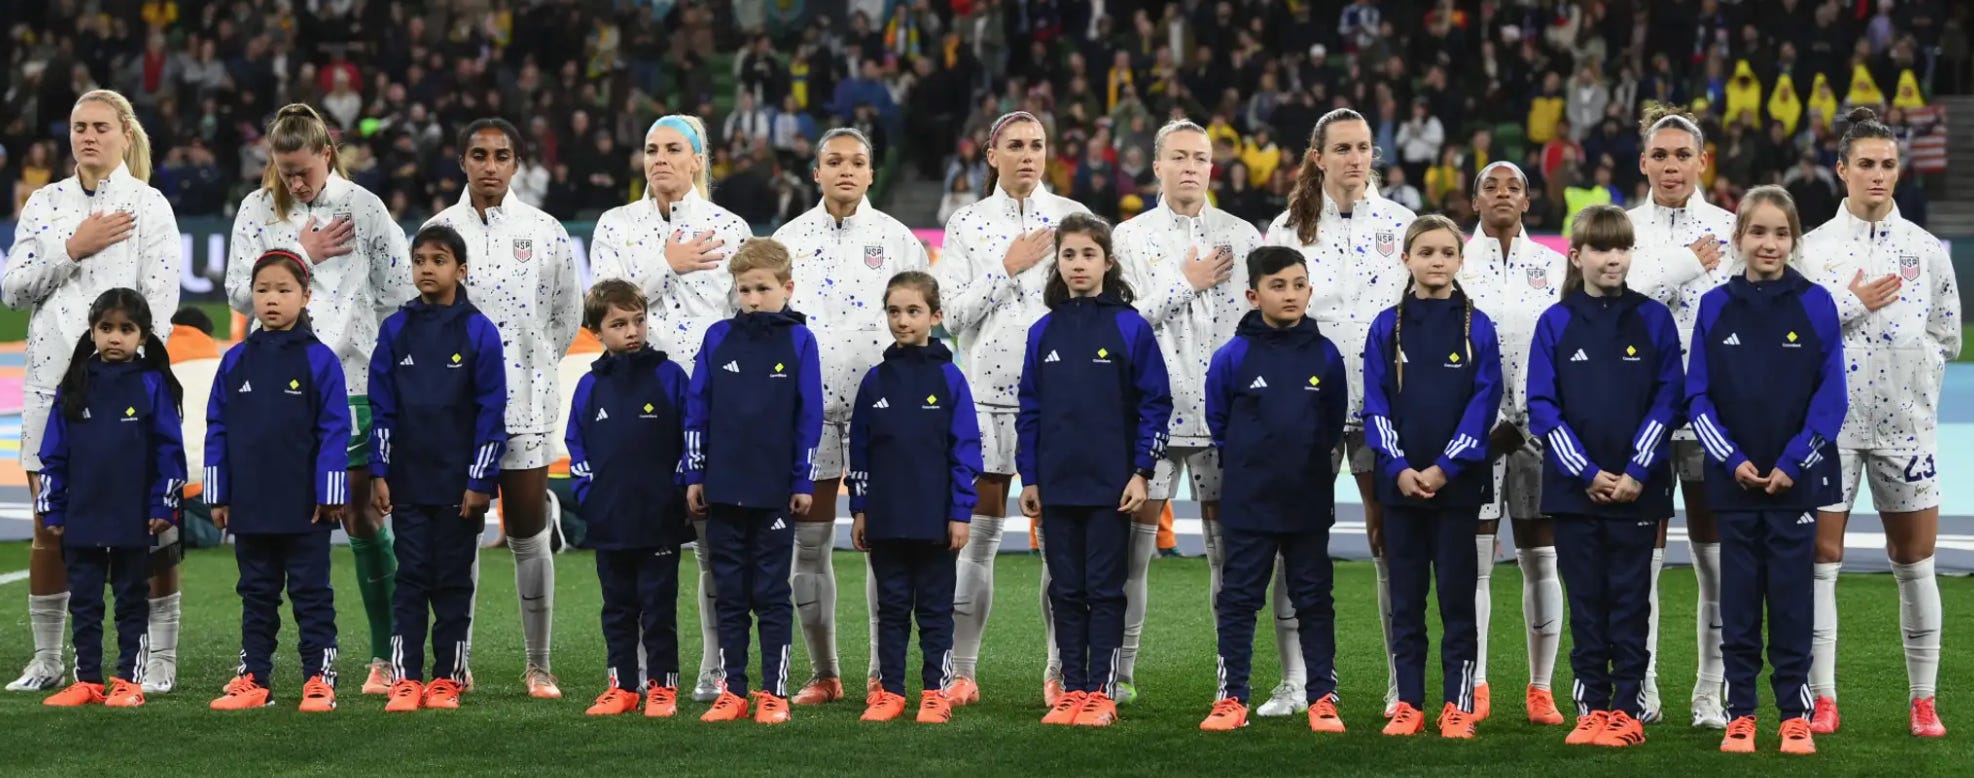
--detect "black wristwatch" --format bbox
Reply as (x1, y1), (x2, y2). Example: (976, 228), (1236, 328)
(1135, 467), (1156, 480)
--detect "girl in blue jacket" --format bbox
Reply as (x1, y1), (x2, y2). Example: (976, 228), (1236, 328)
(206, 250), (353, 713)
(1524, 205), (1683, 748)
(36, 288), (186, 709)
(1017, 213), (1172, 728)
(1687, 186), (1847, 756)
(1362, 215), (1503, 739)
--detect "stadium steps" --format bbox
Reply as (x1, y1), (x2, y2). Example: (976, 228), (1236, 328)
(1936, 96), (1974, 236)
(887, 174), (944, 228)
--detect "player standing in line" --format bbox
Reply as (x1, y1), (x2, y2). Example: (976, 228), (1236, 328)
(1110, 119), (1261, 706)
(1264, 107), (1416, 718)
(224, 104), (415, 695)
(1458, 161), (1569, 724)
(589, 114), (750, 702)
(930, 111), (1090, 706)
(775, 128), (930, 705)
(1804, 107), (1960, 737)
(422, 118), (582, 699)
(3, 90), (183, 694)
(1622, 103), (1737, 726)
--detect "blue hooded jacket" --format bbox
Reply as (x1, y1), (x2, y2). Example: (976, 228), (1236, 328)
(204, 326), (352, 534)
(683, 309), (826, 508)
(368, 291), (507, 505)
(567, 346), (692, 550)
(1017, 294), (1172, 507)
(847, 340), (984, 542)
(1362, 291), (1504, 509)
(1205, 311), (1349, 533)
(37, 360), (187, 548)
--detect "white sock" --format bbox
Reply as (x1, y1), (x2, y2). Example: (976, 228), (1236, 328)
(1645, 547), (1664, 701)
(1811, 561), (1842, 699)
(792, 522), (839, 679)
(694, 520), (719, 679)
(866, 554), (881, 680)
(1517, 547), (1561, 691)
(1375, 555), (1397, 706)
(147, 592), (181, 665)
(1272, 556), (1306, 687)
(1893, 557), (1942, 700)
(28, 593), (68, 665)
(1119, 521), (1158, 682)
(1202, 519), (1226, 600)
(1474, 534), (1495, 684)
(510, 522), (555, 670)
(951, 514), (1003, 679)
(1692, 541), (1724, 699)
(1038, 521), (1059, 680)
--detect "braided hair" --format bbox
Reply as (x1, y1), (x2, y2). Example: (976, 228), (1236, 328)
(1392, 215), (1471, 390)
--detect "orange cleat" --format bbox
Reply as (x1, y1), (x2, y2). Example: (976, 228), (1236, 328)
(586, 687), (641, 716)
(210, 676), (272, 710)
(1809, 695), (1840, 734)
(1593, 710), (1647, 747)
(1912, 697), (1947, 738)
(916, 690), (953, 724)
(104, 678), (145, 708)
(1383, 703), (1425, 736)
(701, 690), (750, 722)
(1200, 698), (1249, 731)
(861, 690), (908, 722)
(865, 677), (882, 705)
(1042, 690), (1087, 725)
(424, 678), (462, 710)
(1437, 702), (1477, 739)
(1721, 715), (1758, 753)
(752, 691), (791, 725)
(361, 661), (393, 695)
(1779, 718), (1817, 754)
(1309, 695), (1347, 733)
(1043, 678), (1064, 707)
(793, 677), (844, 705)
(1526, 685), (1564, 725)
(524, 665), (562, 699)
(1071, 691), (1118, 727)
(1567, 711), (1611, 745)
(945, 676), (980, 707)
(385, 679), (424, 712)
(298, 675), (336, 713)
(644, 685), (677, 718)
(1472, 683), (1491, 721)
(44, 681), (106, 707)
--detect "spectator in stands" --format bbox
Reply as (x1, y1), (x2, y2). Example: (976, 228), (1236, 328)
(1384, 165), (1424, 213)
(1566, 64), (1609, 142)
(1425, 146), (1461, 211)
(1528, 71), (1566, 146)
(938, 170), (977, 224)
(1397, 99), (1444, 191)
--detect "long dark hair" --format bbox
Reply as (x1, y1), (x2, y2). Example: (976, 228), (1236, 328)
(1043, 213), (1135, 308)
(59, 288), (182, 420)
(1837, 106), (1897, 163)
(1284, 108), (1374, 245)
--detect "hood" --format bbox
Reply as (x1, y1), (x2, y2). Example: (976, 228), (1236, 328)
(86, 356), (146, 381)
(400, 288), (478, 324)
(882, 340), (955, 364)
(591, 345), (670, 376)
(1235, 309), (1324, 344)
(733, 308), (809, 333)
(1725, 266), (1811, 302)
(246, 324), (318, 350)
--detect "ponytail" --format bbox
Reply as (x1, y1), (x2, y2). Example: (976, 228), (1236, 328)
(75, 90), (152, 183)
(1284, 108), (1369, 245)
(261, 104), (347, 217)
(57, 332), (98, 421)
(647, 114), (713, 200)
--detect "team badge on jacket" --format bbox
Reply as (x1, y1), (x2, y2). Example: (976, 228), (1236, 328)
(864, 244), (885, 269)
(513, 239), (533, 262)
(1375, 230), (1395, 257)
(1527, 265), (1549, 289)
(1900, 254), (1920, 280)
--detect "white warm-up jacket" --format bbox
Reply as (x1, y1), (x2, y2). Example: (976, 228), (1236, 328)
(589, 189), (751, 374)
(932, 186), (1090, 409)
(1461, 228), (1567, 429)
(1625, 190), (1736, 363)
(776, 198), (930, 422)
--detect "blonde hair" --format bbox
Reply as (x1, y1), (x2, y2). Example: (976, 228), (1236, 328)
(728, 237), (790, 282)
(261, 104), (349, 217)
(74, 89), (152, 183)
(647, 114), (712, 200)
(1393, 214), (1470, 390)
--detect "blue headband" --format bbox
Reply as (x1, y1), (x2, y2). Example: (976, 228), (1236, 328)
(649, 116), (703, 155)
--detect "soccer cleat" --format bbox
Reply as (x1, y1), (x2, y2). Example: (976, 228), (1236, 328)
(298, 675), (336, 712)
(586, 688), (640, 716)
(1721, 715), (1758, 753)
(945, 676), (980, 706)
(1042, 690), (1087, 725)
(1159, 547), (1182, 558)
(1593, 710), (1647, 747)
(210, 676), (272, 710)
(1437, 702), (1477, 739)
(1200, 698), (1249, 731)
(8, 658), (64, 692)
(1640, 681), (1663, 723)
(700, 690), (749, 722)
(1526, 685), (1564, 725)
(1071, 691), (1118, 727)
(752, 691), (791, 724)
(792, 676), (844, 705)
(1114, 681), (1139, 706)
(1566, 711), (1611, 745)
(1692, 691), (1728, 729)
(1912, 697), (1947, 738)
(105, 678), (145, 708)
(1043, 678), (1064, 707)
(692, 670), (723, 702)
(361, 660), (393, 695)
(1256, 682), (1308, 717)
(1383, 703), (1425, 736)
(1809, 696), (1840, 734)
(423, 678), (462, 709)
(1472, 683), (1491, 721)
(43, 680), (106, 707)
(385, 679), (424, 713)
(644, 685), (677, 718)
(861, 690), (907, 722)
(916, 690), (953, 724)
(1309, 695), (1347, 733)
(1779, 718), (1817, 754)
(141, 656), (177, 694)
(524, 664), (562, 699)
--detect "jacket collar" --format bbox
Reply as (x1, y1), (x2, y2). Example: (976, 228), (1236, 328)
(1235, 309), (1323, 342)
(1639, 188), (1705, 218)
(455, 187), (522, 222)
(882, 340), (954, 364)
(813, 197), (875, 232)
(401, 288), (476, 319)
(1726, 265), (1811, 300)
(592, 345), (669, 375)
(985, 182), (1053, 220)
(78, 162), (138, 196)
(1155, 195), (1215, 233)
(645, 186), (705, 224)
(1831, 199), (1905, 242)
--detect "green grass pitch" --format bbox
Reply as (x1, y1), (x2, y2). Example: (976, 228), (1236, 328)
(0, 542), (1968, 776)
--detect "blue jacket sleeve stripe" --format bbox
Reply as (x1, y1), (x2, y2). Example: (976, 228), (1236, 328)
(846, 370), (873, 514)
(148, 372), (188, 523)
(367, 315), (400, 478)
(1629, 421), (1666, 469)
(1684, 296), (1749, 471)
(310, 347), (353, 505)
(1777, 291), (1849, 479)
(35, 396), (66, 523)
(1360, 312), (1409, 479)
(203, 352), (236, 506)
(1436, 315), (1504, 478)
(1123, 312), (1174, 471)
(466, 316), (508, 491)
(681, 325), (721, 484)
(946, 365), (984, 521)
(564, 374), (593, 504)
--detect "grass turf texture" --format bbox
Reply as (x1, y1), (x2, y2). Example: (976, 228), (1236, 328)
(0, 542), (1968, 776)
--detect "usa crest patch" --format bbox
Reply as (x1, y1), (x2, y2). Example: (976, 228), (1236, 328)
(864, 244), (884, 268)
(1375, 230), (1395, 257)
(513, 239), (533, 262)
(1900, 254), (1920, 281)
(1526, 265), (1548, 289)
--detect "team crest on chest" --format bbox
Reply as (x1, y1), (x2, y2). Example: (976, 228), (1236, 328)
(513, 239), (534, 262)
(864, 244), (885, 269)
(1375, 230), (1395, 257)
(1900, 254), (1920, 281)
(1526, 265), (1549, 289)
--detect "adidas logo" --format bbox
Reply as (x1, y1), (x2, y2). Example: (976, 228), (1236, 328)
(595, 407), (609, 421)
(81, 408), (91, 419)
(1723, 333), (1742, 346)
(239, 380), (252, 393)
(1249, 376), (1268, 389)
(1044, 350), (1061, 363)
(1796, 513), (1815, 525)
(1570, 349), (1588, 362)
(400, 354), (415, 366)
(770, 517), (787, 531)
(873, 398), (890, 409)
(722, 361), (740, 373)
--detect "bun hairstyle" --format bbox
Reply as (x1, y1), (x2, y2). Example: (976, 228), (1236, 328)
(74, 89), (153, 183)
(1638, 101), (1704, 148)
(1043, 213), (1134, 308)
(981, 111), (1043, 198)
(261, 104), (348, 217)
(1284, 108), (1382, 246)
(1838, 106), (1898, 163)
(1393, 214), (1471, 390)
(59, 288), (182, 420)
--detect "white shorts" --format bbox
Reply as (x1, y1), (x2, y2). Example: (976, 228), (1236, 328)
(1481, 442), (1545, 522)
(1820, 447), (1940, 514)
(979, 409), (1018, 476)
(501, 432), (549, 471)
(1334, 430), (1376, 476)
(1673, 437), (1707, 482)
(1149, 446), (1222, 501)
(18, 387), (52, 472)
(814, 420), (850, 480)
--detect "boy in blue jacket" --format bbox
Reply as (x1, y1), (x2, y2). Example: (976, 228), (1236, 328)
(206, 251), (353, 713)
(1687, 188), (1846, 756)
(1198, 247), (1349, 733)
(367, 225), (507, 712)
(684, 238), (825, 724)
(847, 271), (983, 725)
(568, 279), (692, 718)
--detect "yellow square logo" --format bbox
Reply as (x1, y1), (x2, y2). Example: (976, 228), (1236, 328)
(124, 406), (136, 417)
(774, 362), (785, 372)
(1308, 376), (1320, 386)
(288, 379), (300, 390)
(1448, 352), (1461, 363)
(1787, 331), (1799, 343)
(643, 403), (654, 413)
(451, 353), (462, 364)
(926, 394), (938, 404)
(1097, 348), (1109, 359)
(1626, 345), (1637, 356)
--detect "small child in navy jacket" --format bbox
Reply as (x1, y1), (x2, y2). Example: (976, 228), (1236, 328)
(206, 250), (353, 713)
(684, 238), (824, 724)
(1687, 187), (1847, 756)
(1362, 215), (1504, 739)
(1198, 247), (1349, 733)
(567, 279), (692, 718)
(1524, 205), (1683, 747)
(36, 289), (187, 709)
(847, 271), (983, 724)
(1017, 213), (1172, 728)
(367, 225), (506, 712)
